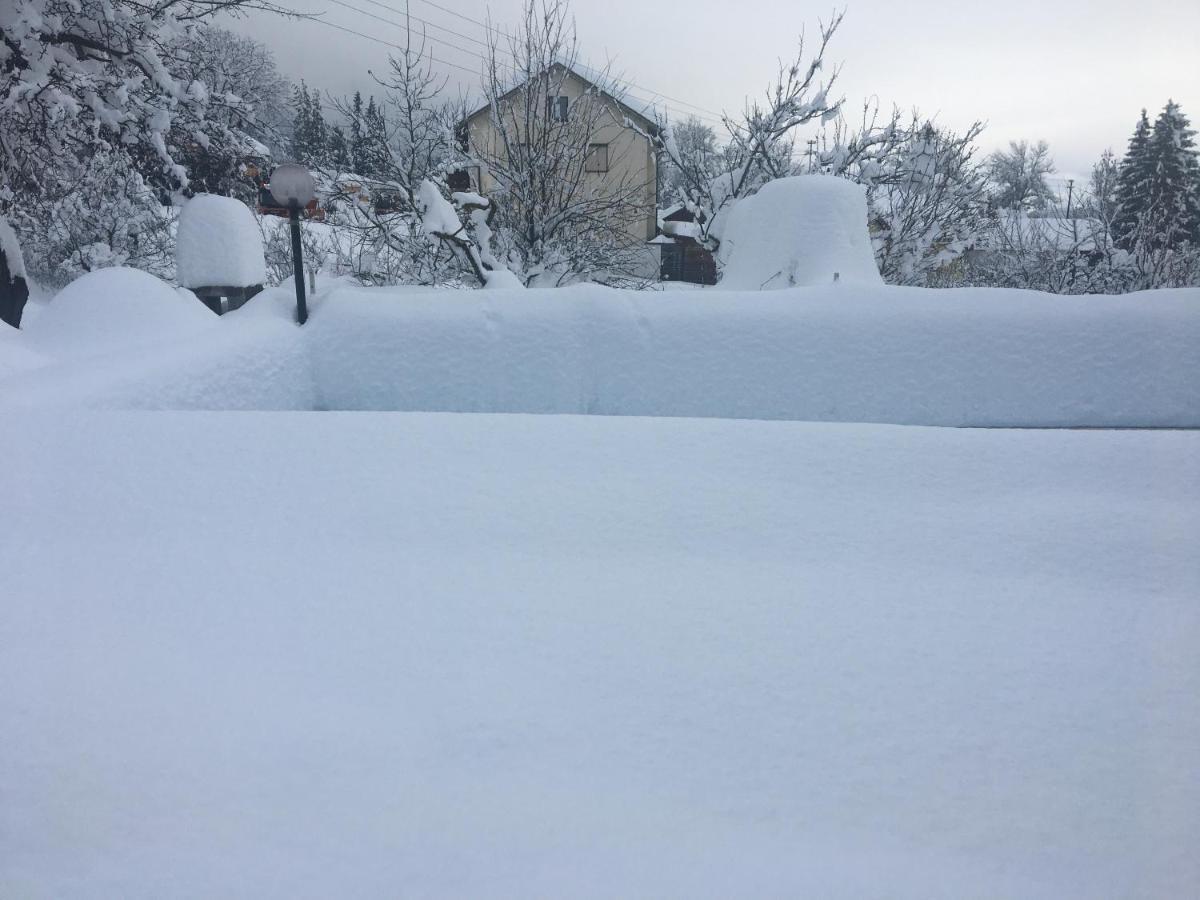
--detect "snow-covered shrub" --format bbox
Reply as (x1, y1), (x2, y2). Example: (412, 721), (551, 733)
(13, 152), (177, 289)
(176, 194), (265, 289)
(715, 176), (882, 289)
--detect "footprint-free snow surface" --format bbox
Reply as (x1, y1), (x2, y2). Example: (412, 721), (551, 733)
(2, 412), (1197, 898)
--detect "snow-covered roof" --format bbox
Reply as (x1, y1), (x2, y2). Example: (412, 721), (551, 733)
(463, 61), (660, 133)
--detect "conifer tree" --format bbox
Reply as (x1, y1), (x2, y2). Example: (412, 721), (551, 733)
(308, 87), (329, 166)
(1114, 104), (1200, 250)
(328, 125), (352, 171)
(1145, 101), (1200, 247)
(290, 80), (315, 162)
(359, 97), (391, 178)
(349, 92), (367, 174)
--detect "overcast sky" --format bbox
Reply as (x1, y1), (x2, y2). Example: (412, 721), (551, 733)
(229, 0), (1200, 178)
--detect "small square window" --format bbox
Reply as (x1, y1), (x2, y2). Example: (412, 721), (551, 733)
(585, 143), (609, 173)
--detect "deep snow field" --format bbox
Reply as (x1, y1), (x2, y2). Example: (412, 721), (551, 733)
(2, 272), (1199, 898)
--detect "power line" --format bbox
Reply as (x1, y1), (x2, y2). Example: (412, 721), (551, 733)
(288, 0), (728, 128)
(306, 0), (727, 127)
(390, 0), (728, 122)
(297, 16), (481, 76)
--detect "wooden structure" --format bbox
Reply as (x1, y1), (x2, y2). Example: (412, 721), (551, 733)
(652, 206), (717, 285)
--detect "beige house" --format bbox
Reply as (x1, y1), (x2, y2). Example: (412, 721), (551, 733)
(454, 63), (660, 271)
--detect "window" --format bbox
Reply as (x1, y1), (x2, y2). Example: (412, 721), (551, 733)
(547, 95), (568, 122)
(585, 143), (609, 173)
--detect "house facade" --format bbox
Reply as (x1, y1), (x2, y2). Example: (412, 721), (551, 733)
(455, 64), (660, 273)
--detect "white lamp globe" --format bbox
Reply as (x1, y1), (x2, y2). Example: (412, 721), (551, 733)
(270, 164), (316, 208)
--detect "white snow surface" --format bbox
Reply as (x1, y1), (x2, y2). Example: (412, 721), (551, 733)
(716, 175), (884, 289)
(175, 193), (266, 289)
(3, 280), (1199, 426)
(18, 266), (217, 359)
(1, 412), (1197, 899)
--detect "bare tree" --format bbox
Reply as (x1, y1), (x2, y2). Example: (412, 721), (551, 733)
(460, 0), (658, 285)
(987, 140), (1056, 211)
(653, 10), (845, 251)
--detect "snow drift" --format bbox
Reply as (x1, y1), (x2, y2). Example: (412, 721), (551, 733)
(715, 175), (883, 289)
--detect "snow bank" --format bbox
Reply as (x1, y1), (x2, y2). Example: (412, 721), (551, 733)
(2, 413), (1197, 898)
(20, 266), (216, 359)
(175, 193), (266, 289)
(305, 283), (1200, 427)
(716, 175), (883, 289)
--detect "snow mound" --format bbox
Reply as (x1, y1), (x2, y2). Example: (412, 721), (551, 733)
(23, 267), (216, 357)
(176, 194), (266, 289)
(716, 175), (883, 289)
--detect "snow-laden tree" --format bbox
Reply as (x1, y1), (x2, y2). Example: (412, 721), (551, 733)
(0, 0), (285, 324)
(290, 81), (329, 166)
(653, 11), (844, 252)
(316, 19), (468, 287)
(800, 103), (987, 285)
(659, 117), (719, 207)
(14, 149), (176, 287)
(987, 140), (1056, 212)
(1109, 102), (1200, 287)
(865, 122), (989, 285)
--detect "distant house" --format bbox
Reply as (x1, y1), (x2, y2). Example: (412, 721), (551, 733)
(454, 62), (660, 270)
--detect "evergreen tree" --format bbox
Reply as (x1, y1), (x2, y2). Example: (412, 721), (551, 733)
(349, 92), (367, 174)
(359, 97), (391, 178)
(308, 87), (329, 165)
(1145, 101), (1200, 247)
(291, 80), (314, 162)
(1113, 104), (1200, 250)
(328, 125), (352, 171)
(1113, 110), (1153, 248)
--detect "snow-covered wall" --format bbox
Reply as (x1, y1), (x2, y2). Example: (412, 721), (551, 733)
(4, 280), (1199, 427)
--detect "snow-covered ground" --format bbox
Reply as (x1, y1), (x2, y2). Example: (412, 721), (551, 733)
(2, 411), (1198, 899)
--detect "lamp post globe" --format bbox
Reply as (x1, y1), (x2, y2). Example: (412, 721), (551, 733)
(270, 163), (316, 209)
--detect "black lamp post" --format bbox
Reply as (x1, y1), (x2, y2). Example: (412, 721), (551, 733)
(268, 163), (316, 325)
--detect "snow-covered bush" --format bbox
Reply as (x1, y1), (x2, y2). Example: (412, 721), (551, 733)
(13, 152), (177, 288)
(176, 194), (265, 289)
(715, 176), (882, 289)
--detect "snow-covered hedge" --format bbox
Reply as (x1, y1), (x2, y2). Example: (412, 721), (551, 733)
(305, 283), (1200, 427)
(5, 280), (1199, 427)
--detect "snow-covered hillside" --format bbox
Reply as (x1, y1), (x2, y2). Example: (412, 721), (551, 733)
(1, 412), (1197, 899)
(4, 278), (1199, 426)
